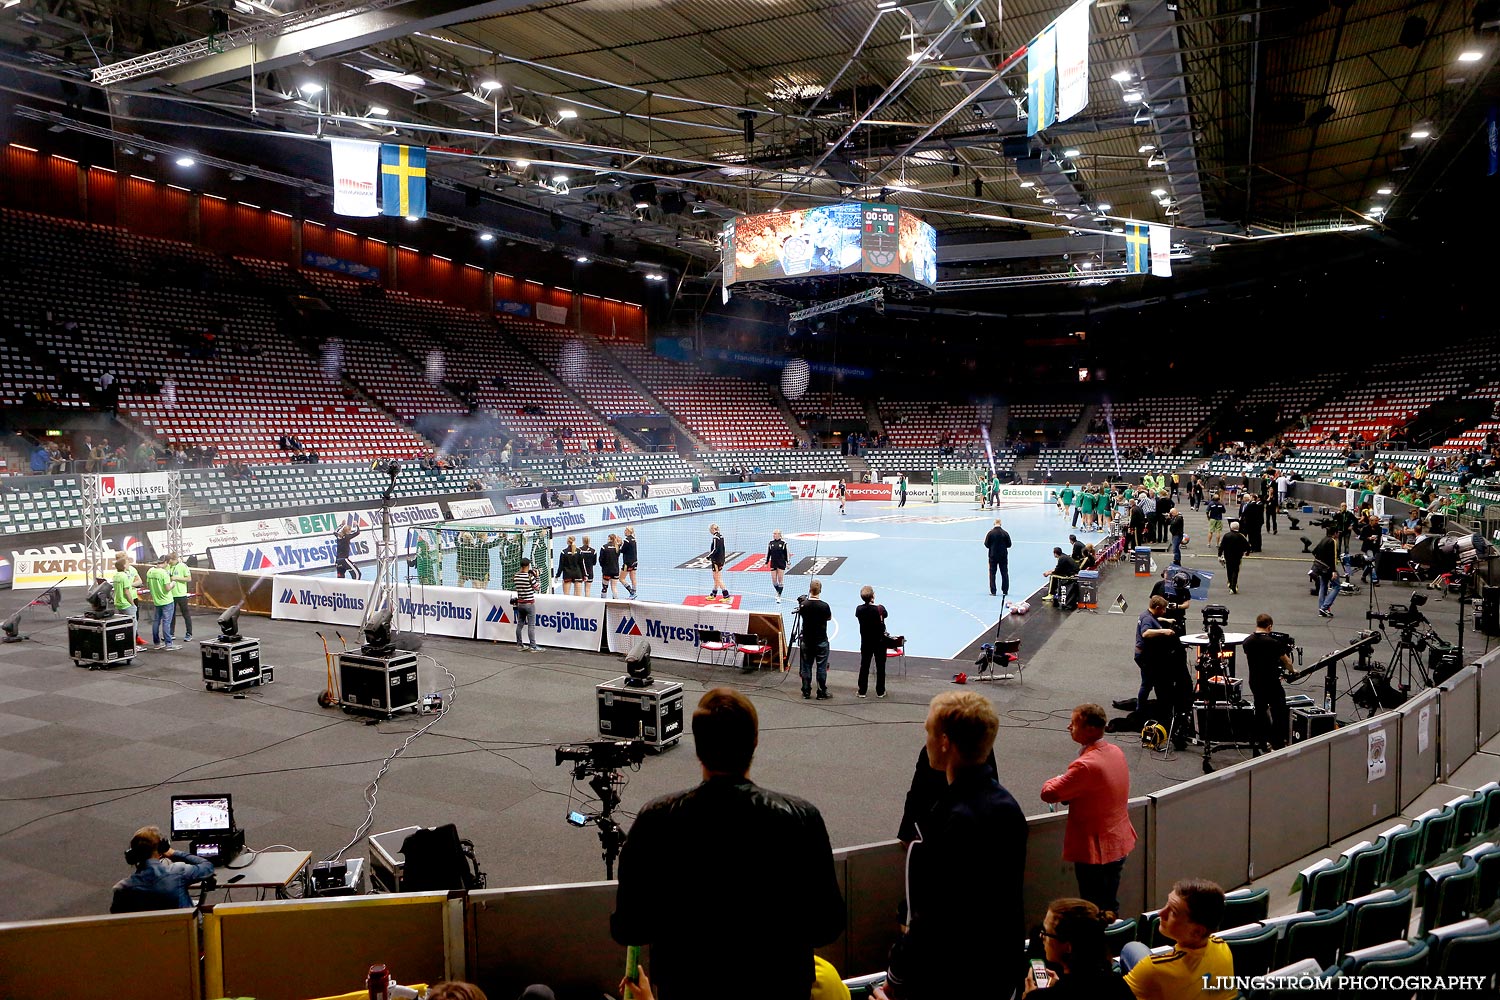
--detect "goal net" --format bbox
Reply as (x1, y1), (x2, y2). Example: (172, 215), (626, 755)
(406, 522), (554, 592)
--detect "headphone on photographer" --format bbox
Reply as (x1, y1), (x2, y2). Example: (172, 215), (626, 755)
(124, 828), (170, 867)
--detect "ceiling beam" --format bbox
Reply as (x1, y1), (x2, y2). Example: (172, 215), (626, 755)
(146, 0), (541, 91)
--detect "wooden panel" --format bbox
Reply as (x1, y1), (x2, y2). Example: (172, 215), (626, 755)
(86, 166), (119, 225)
(0, 909), (200, 1000)
(0, 146), (81, 218)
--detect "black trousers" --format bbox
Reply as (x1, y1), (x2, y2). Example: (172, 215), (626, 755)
(1265, 499), (1278, 532)
(988, 558), (1010, 596)
(1224, 555), (1243, 589)
(858, 645), (887, 696)
(172, 595), (192, 637)
(1075, 858), (1126, 914)
(1251, 678), (1289, 750)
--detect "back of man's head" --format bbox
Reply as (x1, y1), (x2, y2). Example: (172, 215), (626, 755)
(1256, 613), (1273, 629)
(693, 687), (758, 775)
(1148, 595), (1168, 613)
(808, 579), (822, 597)
(928, 691), (999, 765)
(1173, 878), (1226, 932)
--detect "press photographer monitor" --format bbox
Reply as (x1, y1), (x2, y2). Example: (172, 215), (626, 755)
(170, 794), (234, 842)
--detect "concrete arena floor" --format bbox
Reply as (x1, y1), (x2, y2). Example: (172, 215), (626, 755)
(0, 500), (1487, 921)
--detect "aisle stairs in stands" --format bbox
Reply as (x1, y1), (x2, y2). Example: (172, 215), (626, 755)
(491, 323), (638, 452)
(1062, 404), (1098, 448)
(771, 388), (813, 447)
(574, 325), (709, 453)
(846, 453), (871, 481)
(1011, 454), (1039, 483)
(865, 400), (885, 436)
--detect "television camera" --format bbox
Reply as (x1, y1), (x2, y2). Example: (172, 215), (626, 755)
(555, 739), (648, 879)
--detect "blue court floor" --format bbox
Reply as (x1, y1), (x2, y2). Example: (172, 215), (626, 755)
(615, 498), (1102, 658)
(305, 499), (1110, 658)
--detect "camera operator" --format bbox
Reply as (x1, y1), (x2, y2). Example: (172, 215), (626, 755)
(798, 581), (833, 700)
(1242, 614), (1293, 753)
(1133, 596), (1180, 718)
(511, 557), (540, 651)
(112, 826), (215, 911)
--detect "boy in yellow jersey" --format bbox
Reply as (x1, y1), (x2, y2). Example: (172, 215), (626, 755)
(1121, 879), (1234, 1000)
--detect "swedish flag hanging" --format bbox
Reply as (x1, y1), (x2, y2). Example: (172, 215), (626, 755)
(380, 144), (427, 218)
(1125, 222), (1150, 274)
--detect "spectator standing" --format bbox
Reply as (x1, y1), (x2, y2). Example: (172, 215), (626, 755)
(984, 518), (1012, 598)
(1119, 880), (1235, 999)
(621, 527), (639, 598)
(1311, 528), (1340, 618)
(1167, 508), (1185, 567)
(1205, 494), (1226, 550)
(611, 689), (844, 1000)
(798, 580), (833, 700)
(145, 560), (177, 650)
(1240, 494), (1264, 553)
(166, 553), (193, 643)
(855, 585), (889, 699)
(1039, 705), (1137, 913)
(511, 557), (540, 651)
(879, 692), (1028, 999)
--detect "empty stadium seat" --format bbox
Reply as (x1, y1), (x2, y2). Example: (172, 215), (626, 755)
(1341, 888), (1413, 955)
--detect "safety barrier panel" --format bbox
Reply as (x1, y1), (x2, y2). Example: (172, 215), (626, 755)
(5, 647), (1494, 996)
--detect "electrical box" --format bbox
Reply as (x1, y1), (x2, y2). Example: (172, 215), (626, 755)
(67, 615), (136, 669)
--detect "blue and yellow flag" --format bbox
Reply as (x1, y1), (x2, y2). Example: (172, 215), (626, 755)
(1125, 222), (1150, 273)
(380, 144), (427, 218)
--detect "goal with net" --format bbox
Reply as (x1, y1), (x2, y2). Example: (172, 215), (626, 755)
(406, 522), (555, 592)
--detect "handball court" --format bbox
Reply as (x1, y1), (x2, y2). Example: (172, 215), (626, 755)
(0, 498), (1496, 925)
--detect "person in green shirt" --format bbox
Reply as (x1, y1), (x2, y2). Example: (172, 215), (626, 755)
(1079, 486), (1097, 531)
(166, 553), (193, 642)
(1060, 483), (1076, 517)
(111, 552), (148, 647)
(144, 561), (177, 649)
(413, 535), (439, 587)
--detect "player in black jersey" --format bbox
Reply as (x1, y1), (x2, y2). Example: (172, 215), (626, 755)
(708, 523), (728, 601)
(766, 530), (791, 603)
(621, 527), (638, 598)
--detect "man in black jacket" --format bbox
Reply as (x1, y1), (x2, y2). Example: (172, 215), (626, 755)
(1217, 521), (1251, 594)
(879, 691), (1028, 999)
(855, 585), (889, 699)
(798, 580), (833, 700)
(612, 689), (844, 1000)
(984, 518), (1012, 598)
(1044, 547), (1079, 605)
(1241, 495), (1264, 553)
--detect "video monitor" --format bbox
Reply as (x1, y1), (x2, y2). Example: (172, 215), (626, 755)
(170, 794), (234, 841)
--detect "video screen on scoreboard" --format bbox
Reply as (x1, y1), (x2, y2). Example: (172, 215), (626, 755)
(722, 202), (937, 290)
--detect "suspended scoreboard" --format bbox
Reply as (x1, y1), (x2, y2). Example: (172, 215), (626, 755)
(720, 202), (937, 298)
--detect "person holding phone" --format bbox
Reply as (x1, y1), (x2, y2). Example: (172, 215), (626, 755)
(1022, 898), (1132, 998)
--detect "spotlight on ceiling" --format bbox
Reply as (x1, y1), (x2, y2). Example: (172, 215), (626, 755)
(1138, 143), (1156, 153)
(1111, 69), (1133, 82)
(1096, 202), (1111, 211)
(1150, 187), (1167, 197)
(558, 107), (578, 119)
(1063, 148), (1081, 157)
(630, 182), (657, 210)
(1122, 90), (1143, 103)
(971, 103), (985, 118)
(1019, 180), (1035, 188)
(514, 158), (531, 169)
(369, 105), (389, 116)
(1377, 186), (1393, 195)
(575, 255), (590, 263)
(406, 215), (419, 222)
(174, 156), (195, 167)
(1458, 50), (1484, 62)
(299, 82), (323, 95)
(1147, 153), (1167, 167)
(479, 79), (502, 91)
(479, 232), (495, 242)
(1117, 5), (1131, 24)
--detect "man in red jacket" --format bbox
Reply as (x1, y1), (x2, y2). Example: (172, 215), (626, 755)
(1040, 702), (1138, 914)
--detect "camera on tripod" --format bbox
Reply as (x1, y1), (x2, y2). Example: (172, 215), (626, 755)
(1367, 593), (1428, 630)
(555, 739), (648, 772)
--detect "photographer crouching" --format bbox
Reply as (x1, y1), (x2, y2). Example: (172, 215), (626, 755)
(111, 826), (215, 912)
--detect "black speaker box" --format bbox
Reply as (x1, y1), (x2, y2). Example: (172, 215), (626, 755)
(1480, 586), (1500, 637)
(1193, 701), (1257, 743)
(1001, 136), (1032, 158)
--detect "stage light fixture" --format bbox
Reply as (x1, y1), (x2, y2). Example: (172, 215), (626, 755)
(1111, 70), (1133, 82)
(369, 105), (389, 116)
(558, 107), (578, 119)
(1122, 90), (1143, 103)
(479, 79), (502, 90)
(406, 215), (419, 222)
(1117, 5), (1131, 24)
(1458, 50), (1484, 62)
(1148, 153), (1167, 167)
(1138, 143), (1156, 153)
(299, 82), (323, 95)
(1377, 186), (1393, 195)
(479, 232), (495, 242)
(575, 255), (590, 263)
(553, 173), (568, 185)
(175, 156), (195, 167)
(514, 158), (530, 169)
(1410, 128), (1431, 139)
(1019, 180), (1035, 188)
(1096, 202), (1111, 211)
(1063, 148), (1080, 157)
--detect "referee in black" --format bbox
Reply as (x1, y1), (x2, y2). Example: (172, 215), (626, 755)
(984, 518), (1012, 599)
(766, 530), (790, 604)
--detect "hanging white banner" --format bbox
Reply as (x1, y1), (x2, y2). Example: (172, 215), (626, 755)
(475, 591), (604, 650)
(605, 600), (749, 663)
(1149, 223), (1173, 277)
(1055, 0), (1092, 123)
(535, 302), (569, 325)
(329, 138), (380, 217)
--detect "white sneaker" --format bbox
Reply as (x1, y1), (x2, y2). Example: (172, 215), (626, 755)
(164, 644), (180, 651)
(150, 643), (164, 651)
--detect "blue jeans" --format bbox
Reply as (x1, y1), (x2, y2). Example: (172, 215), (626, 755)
(1171, 534), (1183, 566)
(1120, 941), (1151, 975)
(152, 602), (176, 645)
(800, 641), (829, 694)
(1316, 574), (1340, 612)
(514, 604), (537, 648)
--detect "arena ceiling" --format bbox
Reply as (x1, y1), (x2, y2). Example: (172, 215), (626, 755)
(1, 0), (1496, 285)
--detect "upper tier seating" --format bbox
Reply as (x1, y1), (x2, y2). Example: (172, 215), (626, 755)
(299, 270), (623, 452)
(2, 210), (430, 464)
(502, 320), (657, 419)
(0, 340), (86, 409)
(1093, 393), (1226, 451)
(514, 453), (699, 487)
(701, 450), (852, 478)
(601, 342), (796, 449)
(787, 391), (867, 424)
(878, 400), (989, 447)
